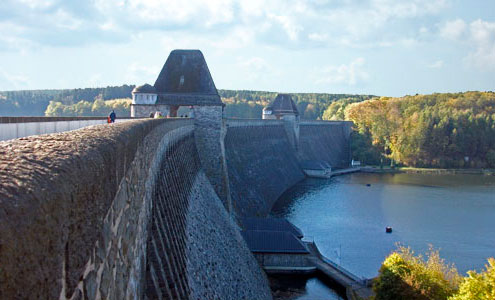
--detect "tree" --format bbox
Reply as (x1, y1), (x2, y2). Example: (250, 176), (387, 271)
(373, 246), (461, 300)
(450, 258), (495, 300)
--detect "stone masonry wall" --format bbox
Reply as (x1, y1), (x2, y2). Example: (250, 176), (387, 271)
(70, 121), (195, 300)
(145, 127), (272, 299)
(186, 171), (271, 300)
(225, 120), (305, 217)
(299, 121), (353, 168)
(0, 117), (271, 300)
(193, 105), (231, 212)
(131, 104), (171, 118)
(0, 118), (185, 299)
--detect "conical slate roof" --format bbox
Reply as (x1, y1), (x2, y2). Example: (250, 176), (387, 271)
(154, 50), (222, 106)
(264, 94), (299, 116)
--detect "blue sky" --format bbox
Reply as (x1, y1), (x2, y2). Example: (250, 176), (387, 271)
(0, 0), (493, 96)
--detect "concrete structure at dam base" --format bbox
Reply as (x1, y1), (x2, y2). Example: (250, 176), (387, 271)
(0, 50), (353, 300)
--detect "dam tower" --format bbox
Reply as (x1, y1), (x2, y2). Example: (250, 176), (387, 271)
(132, 50), (231, 211)
(159, 50), (230, 211)
(263, 93), (300, 152)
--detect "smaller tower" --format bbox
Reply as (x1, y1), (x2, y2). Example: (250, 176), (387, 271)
(263, 94), (300, 152)
(131, 84), (158, 117)
(262, 94), (299, 120)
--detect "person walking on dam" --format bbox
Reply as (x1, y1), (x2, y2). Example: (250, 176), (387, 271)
(109, 110), (116, 123)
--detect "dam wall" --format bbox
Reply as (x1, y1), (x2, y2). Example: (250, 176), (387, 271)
(225, 119), (305, 217)
(146, 121), (270, 300)
(298, 121), (353, 168)
(0, 119), (271, 300)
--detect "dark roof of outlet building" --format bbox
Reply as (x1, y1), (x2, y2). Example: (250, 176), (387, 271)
(241, 217), (304, 239)
(264, 94), (299, 115)
(241, 230), (309, 254)
(132, 84), (156, 94)
(153, 50), (222, 106)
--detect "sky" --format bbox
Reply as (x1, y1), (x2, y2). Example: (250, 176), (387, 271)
(0, 0), (494, 96)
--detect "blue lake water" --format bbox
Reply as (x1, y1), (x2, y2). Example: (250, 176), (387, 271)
(270, 173), (495, 298)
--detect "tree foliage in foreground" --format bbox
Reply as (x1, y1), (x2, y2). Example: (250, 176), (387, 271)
(323, 91), (495, 168)
(374, 245), (495, 300)
(450, 258), (495, 300)
(373, 245), (462, 300)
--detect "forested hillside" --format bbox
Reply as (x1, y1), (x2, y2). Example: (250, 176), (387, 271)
(221, 90), (373, 119)
(0, 85), (373, 119)
(323, 92), (495, 168)
(3, 85), (494, 169)
(0, 85), (135, 116)
(45, 99), (132, 117)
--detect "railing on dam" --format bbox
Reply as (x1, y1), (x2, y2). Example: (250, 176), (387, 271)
(299, 120), (352, 126)
(0, 116), (139, 142)
(225, 118), (284, 127)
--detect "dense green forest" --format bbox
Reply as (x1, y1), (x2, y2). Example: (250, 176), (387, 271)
(4, 86), (495, 169)
(323, 92), (495, 168)
(221, 90), (373, 119)
(0, 85), (373, 119)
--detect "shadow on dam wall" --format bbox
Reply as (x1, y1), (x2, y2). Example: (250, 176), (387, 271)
(225, 121), (306, 218)
(146, 126), (270, 300)
(299, 122), (352, 169)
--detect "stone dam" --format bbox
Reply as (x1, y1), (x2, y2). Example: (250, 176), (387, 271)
(0, 50), (352, 300)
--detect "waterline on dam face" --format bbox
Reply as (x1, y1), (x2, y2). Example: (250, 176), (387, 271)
(271, 172), (495, 282)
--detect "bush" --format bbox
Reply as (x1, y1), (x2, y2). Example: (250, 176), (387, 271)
(373, 245), (461, 300)
(449, 258), (495, 300)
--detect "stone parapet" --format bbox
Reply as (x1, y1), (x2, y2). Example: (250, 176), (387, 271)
(0, 119), (191, 299)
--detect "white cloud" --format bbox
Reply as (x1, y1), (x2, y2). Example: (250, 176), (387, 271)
(372, 0), (448, 18)
(0, 0), (452, 51)
(466, 19), (495, 69)
(236, 56), (280, 82)
(239, 57), (271, 71)
(440, 18), (495, 69)
(308, 32), (328, 42)
(419, 26), (429, 34)
(267, 14), (303, 41)
(316, 58), (369, 86)
(428, 60), (444, 68)
(53, 8), (83, 30)
(17, 0), (55, 9)
(440, 19), (467, 40)
(126, 62), (161, 83)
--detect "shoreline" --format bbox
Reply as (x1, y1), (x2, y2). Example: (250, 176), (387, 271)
(360, 166), (495, 175)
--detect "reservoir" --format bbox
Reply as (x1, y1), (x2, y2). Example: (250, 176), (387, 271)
(270, 172), (495, 298)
